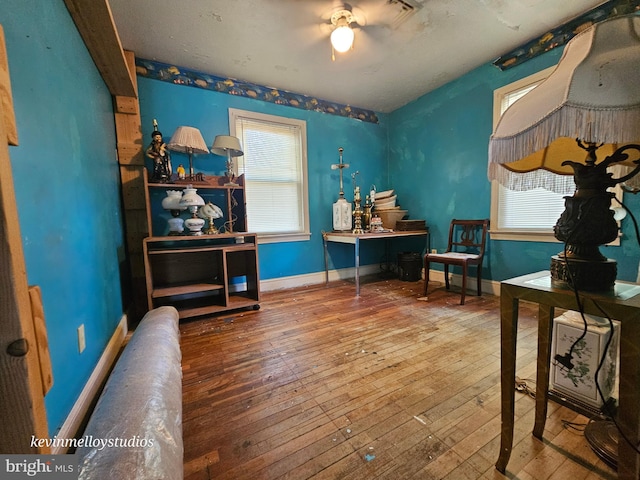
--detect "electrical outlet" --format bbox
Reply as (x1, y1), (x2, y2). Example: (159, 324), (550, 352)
(431, 249), (437, 254)
(77, 324), (86, 353)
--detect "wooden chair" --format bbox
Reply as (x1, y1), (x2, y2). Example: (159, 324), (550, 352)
(424, 219), (489, 305)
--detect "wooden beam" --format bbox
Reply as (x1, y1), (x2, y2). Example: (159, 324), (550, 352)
(28, 286), (53, 396)
(64, 0), (136, 98)
(0, 26), (17, 145)
(116, 50), (148, 324)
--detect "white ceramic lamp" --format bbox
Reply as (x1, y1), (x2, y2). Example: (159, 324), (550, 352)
(198, 202), (223, 235)
(161, 190), (187, 235)
(179, 186), (205, 235)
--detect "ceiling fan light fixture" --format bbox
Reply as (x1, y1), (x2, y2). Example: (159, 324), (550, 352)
(330, 10), (355, 54)
(331, 24), (354, 52)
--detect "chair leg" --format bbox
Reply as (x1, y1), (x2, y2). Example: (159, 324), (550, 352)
(460, 264), (468, 305)
(424, 259), (431, 295)
(444, 265), (450, 290)
(477, 266), (482, 296)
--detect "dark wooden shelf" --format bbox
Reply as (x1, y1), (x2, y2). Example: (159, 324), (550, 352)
(146, 173), (245, 189)
(143, 234), (260, 319)
(151, 282), (225, 299)
(143, 168), (259, 319)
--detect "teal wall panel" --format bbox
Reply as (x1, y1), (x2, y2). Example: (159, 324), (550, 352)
(0, 1), (125, 435)
(389, 47), (640, 282)
(2, 0), (640, 445)
(137, 76), (390, 278)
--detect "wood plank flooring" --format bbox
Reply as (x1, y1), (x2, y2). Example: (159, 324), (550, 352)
(181, 276), (617, 480)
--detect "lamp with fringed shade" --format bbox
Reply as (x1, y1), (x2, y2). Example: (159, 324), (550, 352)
(487, 14), (640, 292)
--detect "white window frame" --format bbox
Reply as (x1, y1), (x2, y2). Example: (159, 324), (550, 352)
(489, 67), (622, 245)
(229, 108), (310, 244)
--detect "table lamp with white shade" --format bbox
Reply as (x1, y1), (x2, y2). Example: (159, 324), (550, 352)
(179, 185), (205, 235)
(161, 190), (187, 235)
(198, 202), (223, 235)
(211, 135), (243, 186)
(167, 126), (210, 181)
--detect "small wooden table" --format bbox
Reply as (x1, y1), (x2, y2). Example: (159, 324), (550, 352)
(496, 271), (640, 479)
(322, 230), (429, 296)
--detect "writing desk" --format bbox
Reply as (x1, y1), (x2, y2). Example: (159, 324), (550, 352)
(322, 230), (429, 296)
(496, 271), (640, 479)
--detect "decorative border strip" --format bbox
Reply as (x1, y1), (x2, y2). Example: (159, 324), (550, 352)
(493, 0), (640, 70)
(135, 58), (379, 124)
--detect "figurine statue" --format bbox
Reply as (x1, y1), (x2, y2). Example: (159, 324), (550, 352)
(177, 164), (186, 180)
(146, 119), (172, 182)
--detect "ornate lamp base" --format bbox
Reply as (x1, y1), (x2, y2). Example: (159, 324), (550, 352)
(184, 216), (205, 235)
(204, 217), (219, 235)
(550, 255), (617, 292)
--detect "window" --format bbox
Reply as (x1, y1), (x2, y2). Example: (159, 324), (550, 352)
(229, 108), (310, 243)
(490, 67), (622, 244)
(490, 67), (572, 242)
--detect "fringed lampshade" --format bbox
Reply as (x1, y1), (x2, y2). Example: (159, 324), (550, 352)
(487, 14), (640, 292)
(488, 14), (640, 194)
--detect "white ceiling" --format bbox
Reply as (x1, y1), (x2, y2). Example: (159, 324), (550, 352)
(108, 0), (605, 113)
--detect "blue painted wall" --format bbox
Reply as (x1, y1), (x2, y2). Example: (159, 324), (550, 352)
(3, 0), (640, 444)
(137, 77), (400, 278)
(1, 1), (125, 435)
(389, 48), (640, 283)
(140, 43), (640, 285)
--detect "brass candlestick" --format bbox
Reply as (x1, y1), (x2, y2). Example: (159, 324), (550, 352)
(363, 195), (372, 231)
(352, 186), (364, 234)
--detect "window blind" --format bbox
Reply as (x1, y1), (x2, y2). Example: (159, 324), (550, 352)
(235, 116), (305, 234)
(497, 186), (568, 230)
(497, 79), (569, 231)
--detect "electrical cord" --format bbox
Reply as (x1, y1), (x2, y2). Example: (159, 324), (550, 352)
(515, 376), (536, 399)
(219, 187), (239, 233)
(555, 193), (640, 455)
(562, 419), (588, 433)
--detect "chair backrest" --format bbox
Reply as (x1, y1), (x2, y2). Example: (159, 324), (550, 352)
(447, 219), (490, 257)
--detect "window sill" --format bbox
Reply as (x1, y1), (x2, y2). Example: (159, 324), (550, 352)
(490, 229), (621, 246)
(490, 229), (560, 243)
(257, 232), (311, 244)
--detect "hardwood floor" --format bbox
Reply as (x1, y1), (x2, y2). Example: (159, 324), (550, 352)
(181, 276), (617, 480)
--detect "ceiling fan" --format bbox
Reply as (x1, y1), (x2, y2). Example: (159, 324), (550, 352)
(323, 1), (422, 61)
(327, 5), (366, 60)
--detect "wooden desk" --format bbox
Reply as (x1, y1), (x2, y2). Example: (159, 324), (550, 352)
(322, 230), (429, 296)
(496, 271), (640, 479)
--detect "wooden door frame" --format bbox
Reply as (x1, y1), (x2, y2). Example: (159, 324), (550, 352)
(0, 25), (50, 454)
(1, 1), (141, 451)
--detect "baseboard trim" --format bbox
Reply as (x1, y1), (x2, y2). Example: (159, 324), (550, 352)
(261, 264), (380, 292)
(425, 270), (500, 297)
(260, 267), (500, 297)
(52, 314), (128, 454)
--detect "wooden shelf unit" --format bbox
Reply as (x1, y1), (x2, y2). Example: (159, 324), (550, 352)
(143, 234), (260, 319)
(144, 170), (248, 236)
(142, 170), (260, 319)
